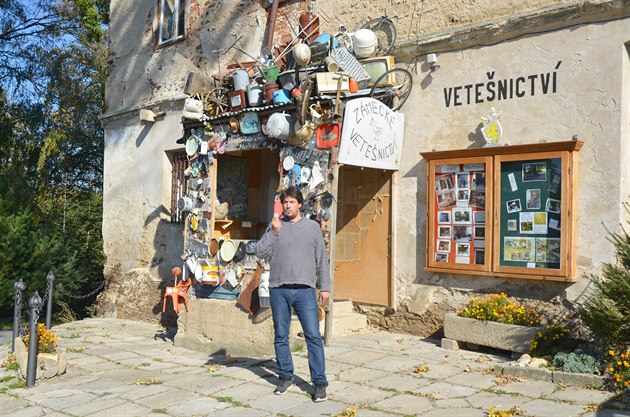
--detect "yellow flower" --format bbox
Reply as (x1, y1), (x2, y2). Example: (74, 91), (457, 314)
(609, 350), (615, 356)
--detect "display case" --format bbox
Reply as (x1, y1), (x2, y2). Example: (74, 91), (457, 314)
(421, 141), (582, 282)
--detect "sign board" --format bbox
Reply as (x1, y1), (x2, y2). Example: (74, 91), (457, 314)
(338, 98), (405, 170)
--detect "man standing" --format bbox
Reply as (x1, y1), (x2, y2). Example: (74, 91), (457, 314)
(256, 186), (330, 402)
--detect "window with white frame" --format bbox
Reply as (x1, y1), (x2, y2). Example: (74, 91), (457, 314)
(158, 0), (185, 46)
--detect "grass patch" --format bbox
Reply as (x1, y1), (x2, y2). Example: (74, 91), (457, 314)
(292, 340), (305, 353)
(0, 387), (7, 394)
(61, 333), (81, 339)
(153, 358), (163, 362)
(139, 363), (151, 367)
(481, 387), (523, 397)
(67, 347), (86, 353)
(152, 408), (168, 414)
(378, 386), (398, 393)
(214, 396), (247, 407)
(0, 375), (15, 383)
(8, 380), (26, 389)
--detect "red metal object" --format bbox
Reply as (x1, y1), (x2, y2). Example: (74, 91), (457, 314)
(316, 123), (340, 149)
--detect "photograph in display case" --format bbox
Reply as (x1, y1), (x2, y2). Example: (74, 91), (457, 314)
(474, 211), (485, 224)
(435, 253), (449, 262)
(453, 226), (472, 242)
(456, 243), (470, 257)
(507, 219), (517, 231)
(437, 240), (451, 253)
(438, 226), (452, 239)
(506, 199), (522, 213)
(474, 226), (485, 239)
(522, 162), (547, 182)
(453, 208), (472, 224)
(438, 211), (451, 224)
(472, 172), (486, 190)
(457, 189), (470, 203)
(526, 189), (541, 209)
(545, 198), (561, 213)
(474, 249), (485, 265)
(456, 173), (470, 189)
(503, 237), (535, 262)
(437, 191), (456, 209)
(535, 238), (561, 263)
(435, 174), (454, 192)
(470, 190), (485, 208)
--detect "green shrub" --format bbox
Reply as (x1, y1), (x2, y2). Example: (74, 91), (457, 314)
(529, 323), (575, 357)
(552, 351), (601, 374)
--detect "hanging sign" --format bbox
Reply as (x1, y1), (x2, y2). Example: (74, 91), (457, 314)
(338, 98), (405, 170)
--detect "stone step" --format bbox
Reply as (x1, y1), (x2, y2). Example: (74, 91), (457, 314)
(332, 300), (355, 316)
(332, 312), (368, 334)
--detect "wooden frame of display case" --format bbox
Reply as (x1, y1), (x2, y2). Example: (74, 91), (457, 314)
(421, 141), (582, 282)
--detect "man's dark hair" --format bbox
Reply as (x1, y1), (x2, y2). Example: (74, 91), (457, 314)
(280, 186), (304, 204)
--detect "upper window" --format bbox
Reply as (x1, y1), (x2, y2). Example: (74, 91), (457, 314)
(158, 0), (185, 46)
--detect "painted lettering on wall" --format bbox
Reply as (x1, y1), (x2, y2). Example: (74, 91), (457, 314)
(443, 61), (562, 107)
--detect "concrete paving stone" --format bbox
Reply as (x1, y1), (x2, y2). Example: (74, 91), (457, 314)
(86, 401), (154, 417)
(63, 397), (128, 416)
(324, 358), (355, 376)
(545, 387), (615, 405)
(0, 397), (30, 414)
(329, 381), (392, 404)
(498, 379), (558, 397)
(519, 398), (588, 417)
(134, 388), (198, 408)
(369, 373), (431, 392)
(207, 405), (272, 417)
(175, 375), (245, 396)
(323, 346), (354, 357)
(444, 371), (498, 389)
(419, 407), (486, 417)
(7, 405), (49, 417)
(370, 393), (433, 415)
(34, 391), (99, 411)
(282, 399), (352, 416)
(354, 407), (400, 417)
(328, 349), (388, 367)
(77, 361), (126, 373)
(220, 365), (277, 382)
(100, 351), (141, 361)
(410, 363), (463, 381)
(248, 391), (312, 413)
(465, 391), (527, 410)
(70, 355), (109, 365)
(367, 354), (428, 373)
(434, 398), (472, 408)
(117, 383), (173, 400)
(414, 381), (478, 400)
(337, 366), (391, 384)
(211, 380), (272, 403)
(158, 364), (206, 375)
(115, 356), (155, 367)
(89, 368), (155, 383)
(166, 396), (231, 416)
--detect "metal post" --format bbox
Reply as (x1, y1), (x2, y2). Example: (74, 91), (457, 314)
(12, 280), (26, 353)
(26, 292), (43, 388)
(45, 271), (55, 329)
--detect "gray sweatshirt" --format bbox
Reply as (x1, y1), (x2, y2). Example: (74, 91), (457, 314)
(255, 217), (331, 292)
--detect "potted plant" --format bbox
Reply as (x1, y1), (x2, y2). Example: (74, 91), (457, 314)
(443, 292), (542, 353)
(15, 323), (67, 380)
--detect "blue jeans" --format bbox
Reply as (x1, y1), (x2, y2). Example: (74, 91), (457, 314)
(270, 286), (328, 387)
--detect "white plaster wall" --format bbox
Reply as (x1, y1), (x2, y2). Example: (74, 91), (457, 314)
(397, 18), (630, 311)
(102, 101), (186, 280)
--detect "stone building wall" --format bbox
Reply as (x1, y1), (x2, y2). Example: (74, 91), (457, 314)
(101, 0), (630, 333)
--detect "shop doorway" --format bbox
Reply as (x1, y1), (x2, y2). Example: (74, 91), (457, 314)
(334, 165), (391, 305)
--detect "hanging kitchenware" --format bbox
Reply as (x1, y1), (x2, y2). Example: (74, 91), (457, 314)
(272, 89), (292, 105)
(246, 81), (264, 107)
(292, 42), (312, 67)
(282, 155), (295, 171)
(200, 261), (220, 285)
(352, 28), (378, 58)
(299, 6), (320, 44)
(185, 135), (200, 156)
(240, 112), (260, 134)
(266, 113), (296, 141)
(218, 239), (237, 263)
(177, 196), (194, 212)
(316, 123), (340, 148)
(232, 69), (250, 91)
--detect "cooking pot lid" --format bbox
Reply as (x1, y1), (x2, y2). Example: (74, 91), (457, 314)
(185, 136), (199, 156)
(219, 239), (237, 263)
(209, 238), (220, 256)
(283, 156), (295, 171)
(320, 191), (334, 208)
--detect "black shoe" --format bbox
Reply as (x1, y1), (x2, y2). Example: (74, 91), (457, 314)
(274, 379), (293, 395)
(313, 385), (327, 402)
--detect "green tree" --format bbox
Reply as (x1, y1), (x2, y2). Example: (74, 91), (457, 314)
(0, 0), (108, 317)
(580, 203), (630, 349)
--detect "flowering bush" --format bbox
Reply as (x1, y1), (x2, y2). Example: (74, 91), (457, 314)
(606, 349), (630, 396)
(459, 293), (541, 327)
(529, 323), (573, 357)
(23, 323), (58, 354)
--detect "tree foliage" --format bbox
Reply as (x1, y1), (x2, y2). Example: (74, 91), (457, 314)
(0, 0), (108, 317)
(580, 203), (630, 349)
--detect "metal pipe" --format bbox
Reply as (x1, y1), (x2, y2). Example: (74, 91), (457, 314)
(45, 271), (55, 329)
(12, 280), (26, 353)
(26, 292), (43, 388)
(262, 0), (280, 50)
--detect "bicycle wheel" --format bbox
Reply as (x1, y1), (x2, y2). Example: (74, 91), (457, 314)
(359, 16), (396, 56)
(369, 68), (413, 111)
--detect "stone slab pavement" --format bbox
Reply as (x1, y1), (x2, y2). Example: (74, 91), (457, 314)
(0, 318), (628, 417)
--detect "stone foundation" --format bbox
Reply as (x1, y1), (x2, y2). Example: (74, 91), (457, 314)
(15, 338), (67, 380)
